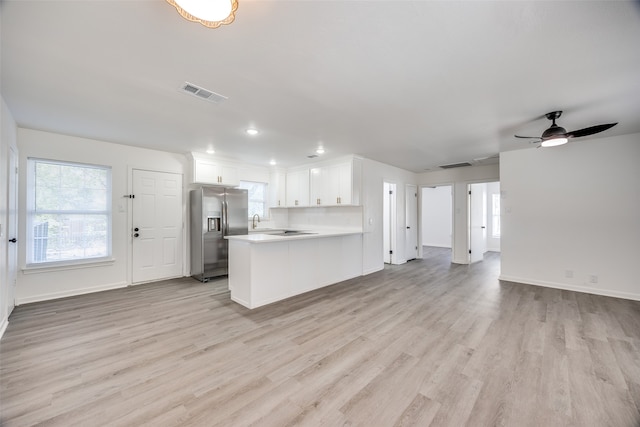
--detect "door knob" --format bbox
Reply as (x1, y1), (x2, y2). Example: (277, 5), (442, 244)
(9, 238), (17, 243)
(134, 227), (139, 232)
(134, 233), (139, 238)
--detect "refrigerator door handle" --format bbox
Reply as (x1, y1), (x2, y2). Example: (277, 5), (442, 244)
(222, 201), (229, 236)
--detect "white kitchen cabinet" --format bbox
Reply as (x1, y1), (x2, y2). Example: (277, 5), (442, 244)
(309, 167), (327, 206)
(191, 155), (239, 186)
(286, 169), (310, 207)
(309, 159), (361, 206)
(269, 169), (286, 208)
(228, 233), (363, 309)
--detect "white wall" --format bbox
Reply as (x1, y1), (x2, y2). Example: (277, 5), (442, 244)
(361, 158), (417, 274)
(421, 186), (452, 248)
(500, 133), (640, 301)
(16, 128), (189, 304)
(1, 96), (18, 338)
(418, 164), (500, 264)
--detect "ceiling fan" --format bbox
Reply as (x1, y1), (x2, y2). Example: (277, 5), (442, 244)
(515, 111), (617, 147)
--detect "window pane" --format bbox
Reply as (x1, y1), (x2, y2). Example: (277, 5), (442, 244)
(32, 214), (109, 262)
(29, 158), (111, 265)
(35, 162), (108, 211)
(239, 181), (267, 218)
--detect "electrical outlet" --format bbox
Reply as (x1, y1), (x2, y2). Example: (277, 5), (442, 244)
(565, 270), (574, 279)
(589, 275), (598, 284)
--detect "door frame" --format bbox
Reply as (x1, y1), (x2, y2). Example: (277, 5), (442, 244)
(383, 181), (397, 264)
(419, 184), (453, 261)
(405, 184), (418, 261)
(5, 145), (19, 316)
(468, 182), (487, 263)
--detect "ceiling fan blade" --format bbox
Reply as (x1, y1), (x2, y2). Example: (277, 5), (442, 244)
(566, 123), (617, 138)
(514, 135), (541, 139)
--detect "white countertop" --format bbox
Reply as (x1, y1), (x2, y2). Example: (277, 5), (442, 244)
(226, 229), (362, 243)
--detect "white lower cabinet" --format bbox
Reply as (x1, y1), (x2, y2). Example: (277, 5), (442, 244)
(228, 234), (363, 309)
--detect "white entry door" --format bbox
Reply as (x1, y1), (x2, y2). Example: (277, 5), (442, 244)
(469, 183), (487, 263)
(132, 169), (183, 283)
(7, 146), (18, 314)
(405, 184), (418, 260)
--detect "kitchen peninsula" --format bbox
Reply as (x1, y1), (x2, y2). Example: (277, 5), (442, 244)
(226, 230), (363, 309)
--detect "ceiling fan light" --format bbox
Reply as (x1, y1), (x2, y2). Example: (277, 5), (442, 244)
(541, 137), (568, 148)
(167, 0), (238, 28)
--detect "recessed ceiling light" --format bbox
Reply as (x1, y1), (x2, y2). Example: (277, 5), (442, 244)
(246, 128), (259, 136)
(316, 147), (325, 154)
(269, 160), (276, 166)
(206, 148), (215, 154)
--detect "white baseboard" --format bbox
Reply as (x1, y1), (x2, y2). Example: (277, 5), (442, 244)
(129, 275), (184, 286)
(498, 275), (640, 302)
(362, 266), (384, 276)
(15, 281), (128, 305)
(0, 317), (8, 340)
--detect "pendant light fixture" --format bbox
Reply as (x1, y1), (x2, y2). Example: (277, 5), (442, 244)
(166, 0), (238, 29)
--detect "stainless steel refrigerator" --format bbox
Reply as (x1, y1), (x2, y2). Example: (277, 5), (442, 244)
(190, 187), (248, 281)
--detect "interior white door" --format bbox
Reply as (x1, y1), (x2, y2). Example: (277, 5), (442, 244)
(132, 169), (183, 283)
(6, 146), (18, 314)
(405, 184), (418, 260)
(469, 183), (487, 263)
(383, 182), (396, 264)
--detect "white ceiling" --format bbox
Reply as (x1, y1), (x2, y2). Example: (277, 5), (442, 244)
(2, 1), (640, 172)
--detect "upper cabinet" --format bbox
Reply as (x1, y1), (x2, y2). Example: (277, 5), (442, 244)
(190, 153), (239, 186)
(310, 158), (362, 206)
(269, 169), (287, 208)
(286, 169), (310, 207)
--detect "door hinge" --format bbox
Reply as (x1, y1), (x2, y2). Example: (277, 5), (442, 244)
(469, 190), (472, 195)
(389, 190), (393, 195)
(389, 250), (393, 254)
(469, 249), (472, 254)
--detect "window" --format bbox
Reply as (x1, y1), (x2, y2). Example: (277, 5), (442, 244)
(239, 180), (267, 218)
(491, 193), (501, 238)
(27, 158), (112, 265)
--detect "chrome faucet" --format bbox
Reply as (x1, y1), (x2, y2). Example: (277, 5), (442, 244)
(252, 213), (261, 229)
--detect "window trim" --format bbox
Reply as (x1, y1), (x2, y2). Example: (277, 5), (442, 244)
(26, 158), (113, 268)
(22, 257), (116, 274)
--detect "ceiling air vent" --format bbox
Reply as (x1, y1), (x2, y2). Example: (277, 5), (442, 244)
(439, 162), (473, 169)
(181, 82), (227, 104)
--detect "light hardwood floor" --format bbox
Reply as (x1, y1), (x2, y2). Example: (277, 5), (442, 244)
(1, 248), (639, 426)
